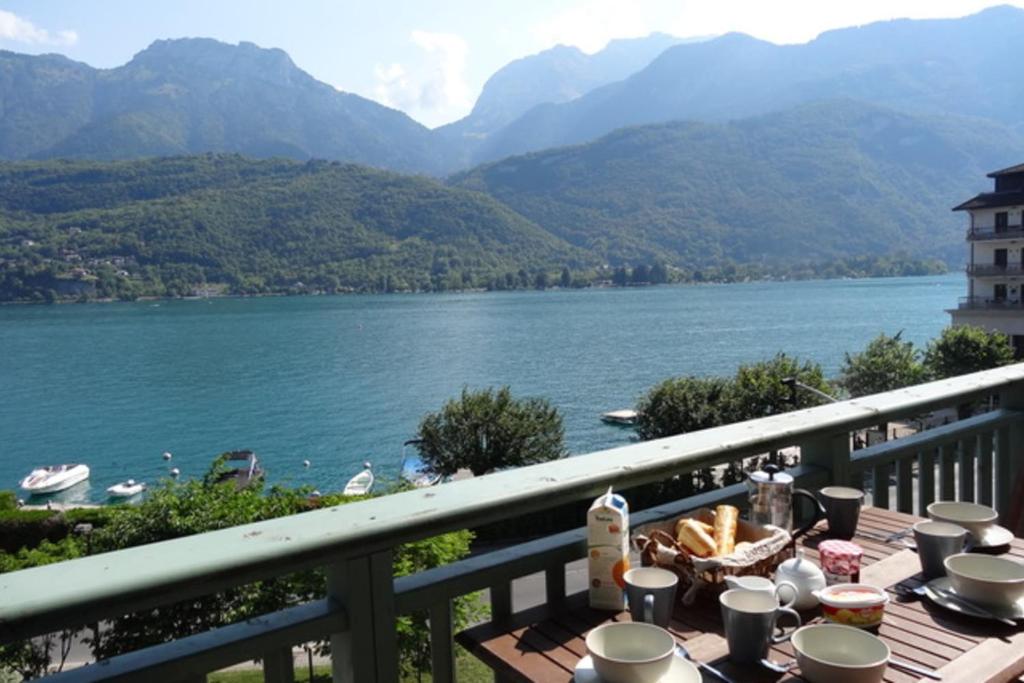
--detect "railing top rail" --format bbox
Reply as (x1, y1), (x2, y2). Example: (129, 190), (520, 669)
(3, 364), (1024, 642)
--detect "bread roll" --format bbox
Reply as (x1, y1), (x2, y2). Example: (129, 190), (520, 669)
(713, 505), (739, 555)
(676, 518), (717, 557)
(674, 518), (714, 537)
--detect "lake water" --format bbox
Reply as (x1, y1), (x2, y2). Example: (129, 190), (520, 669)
(0, 274), (963, 503)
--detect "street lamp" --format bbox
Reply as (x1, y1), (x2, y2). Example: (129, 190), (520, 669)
(781, 377), (840, 405)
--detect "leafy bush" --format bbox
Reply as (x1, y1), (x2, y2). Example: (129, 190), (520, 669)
(0, 473), (475, 679)
(840, 332), (926, 397)
(417, 386), (567, 477)
(924, 326), (1015, 379)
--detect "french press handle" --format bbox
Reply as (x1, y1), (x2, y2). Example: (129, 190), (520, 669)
(791, 489), (825, 540)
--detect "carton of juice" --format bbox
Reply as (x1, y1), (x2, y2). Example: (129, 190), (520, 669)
(587, 487), (629, 610)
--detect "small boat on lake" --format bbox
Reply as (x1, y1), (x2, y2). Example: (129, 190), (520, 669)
(400, 439), (442, 488)
(600, 409), (639, 426)
(344, 462), (374, 496)
(20, 464), (90, 494)
(107, 479), (146, 498)
(215, 450), (264, 489)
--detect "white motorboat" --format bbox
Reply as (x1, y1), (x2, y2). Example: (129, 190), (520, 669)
(107, 479), (146, 498)
(19, 464), (90, 494)
(343, 462), (374, 496)
(600, 409), (639, 426)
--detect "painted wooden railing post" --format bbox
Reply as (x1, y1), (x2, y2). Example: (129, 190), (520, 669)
(325, 551), (398, 683)
(262, 647), (295, 683)
(369, 550), (400, 683)
(798, 433), (851, 486)
(326, 560), (359, 683)
(998, 383), (1024, 518)
(428, 599), (455, 683)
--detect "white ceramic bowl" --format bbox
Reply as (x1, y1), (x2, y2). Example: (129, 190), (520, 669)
(792, 624), (889, 683)
(944, 553), (1024, 607)
(927, 501), (998, 538)
(585, 622), (676, 683)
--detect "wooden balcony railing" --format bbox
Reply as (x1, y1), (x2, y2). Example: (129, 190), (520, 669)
(3, 365), (1024, 682)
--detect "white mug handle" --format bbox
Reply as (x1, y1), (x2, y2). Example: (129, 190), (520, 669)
(774, 580), (799, 609)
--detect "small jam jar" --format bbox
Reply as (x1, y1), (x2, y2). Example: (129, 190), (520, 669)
(818, 539), (863, 585)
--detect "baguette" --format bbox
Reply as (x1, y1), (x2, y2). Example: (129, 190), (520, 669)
(713, 505), (739, 556)
(676, 518), (717, 557)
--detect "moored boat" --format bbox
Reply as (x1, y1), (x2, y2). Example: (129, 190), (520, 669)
(600, 409), (639, 426)
(107, 479), (146, 498)
(343, 462), (374, 496)
(400, 439), (442, 488)
(19, 464), (90, 494)
(215, 450), (264, 489)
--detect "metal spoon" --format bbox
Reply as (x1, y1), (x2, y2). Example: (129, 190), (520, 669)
(889, 656), (942, 679)
(675, 643), (738, 683)
(760, 658), (795, 673)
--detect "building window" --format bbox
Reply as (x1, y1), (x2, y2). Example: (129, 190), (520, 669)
(995, 248), (1008, 267)
(996, 212), (1009, 231)
(994, 283), (1008, 301)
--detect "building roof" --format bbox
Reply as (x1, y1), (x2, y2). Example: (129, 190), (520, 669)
(953, 190), (1024, 211)
(988, 163), (1024, 177)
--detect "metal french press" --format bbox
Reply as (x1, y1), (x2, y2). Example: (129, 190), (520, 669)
(747, 463), (823, 539)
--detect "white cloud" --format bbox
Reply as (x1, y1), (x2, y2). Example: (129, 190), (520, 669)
(0, 10), (78, 46)
(372, 30), (472, 128)
(531, 0), (659, 54)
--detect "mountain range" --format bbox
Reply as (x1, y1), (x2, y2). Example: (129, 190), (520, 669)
(2, 7), (1024, 299)
(0, 39), (447, 173)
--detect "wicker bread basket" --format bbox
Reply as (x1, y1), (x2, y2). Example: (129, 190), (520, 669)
(632, 507), (791, 604)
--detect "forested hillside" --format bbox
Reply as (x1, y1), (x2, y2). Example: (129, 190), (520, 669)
(454, 101), (1024, 266)
(0, 155), (587, 301)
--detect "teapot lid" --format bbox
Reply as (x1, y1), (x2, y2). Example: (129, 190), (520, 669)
(777, 549), (823, 579)
(749, 463), (793, 485)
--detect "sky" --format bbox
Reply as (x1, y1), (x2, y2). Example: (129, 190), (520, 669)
(1, 0), (1022, 129)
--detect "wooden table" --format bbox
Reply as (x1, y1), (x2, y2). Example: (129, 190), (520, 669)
(457, 507), (1024, 682)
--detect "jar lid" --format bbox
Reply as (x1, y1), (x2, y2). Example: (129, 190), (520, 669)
(818, 539), (864, 559)
(777, 549), (823, 578)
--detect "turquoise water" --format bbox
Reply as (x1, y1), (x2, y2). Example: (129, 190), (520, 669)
(0, 274), (963, 502)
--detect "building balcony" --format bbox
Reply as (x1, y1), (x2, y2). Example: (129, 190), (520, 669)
(3, 366), (1024, 682)
(966, 263), (1024, 277)
(958, 296), (1024, 310)
(967, 226), (1024, 241)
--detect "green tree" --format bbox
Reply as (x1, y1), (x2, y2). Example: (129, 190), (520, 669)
(924, 326), (1015, 379)
(635, 376), (735, 440)
(840, 332), (926, 397)
(729, 353), (833, 421)
(560, 267), (572, 288)
(416, 387), (567, 476)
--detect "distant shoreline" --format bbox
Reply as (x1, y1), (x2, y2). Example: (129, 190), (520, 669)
(0, 267), (952, 307)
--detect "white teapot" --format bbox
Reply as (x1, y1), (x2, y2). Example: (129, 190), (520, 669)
(774, 549), (826, 609)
